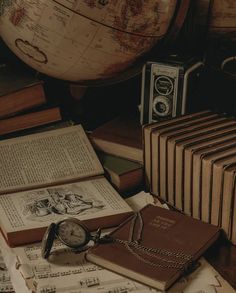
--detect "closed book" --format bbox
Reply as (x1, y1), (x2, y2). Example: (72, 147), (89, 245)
(86, 205), (220, 291)
(98, 152), (143, 193)
(221, 164), (236, 242)
(0, 107), (62, 136)
(90, 114), (142, 164)
(0, 61), (46, 118)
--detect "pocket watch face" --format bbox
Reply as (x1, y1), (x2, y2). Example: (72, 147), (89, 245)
(56, 218), (90, 248)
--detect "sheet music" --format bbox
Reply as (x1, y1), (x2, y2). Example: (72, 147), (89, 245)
(0, 251), (14, 293)
(14, 241), (156, 293)
(0, 192), (234, 293)
(13, 241), (236, 293)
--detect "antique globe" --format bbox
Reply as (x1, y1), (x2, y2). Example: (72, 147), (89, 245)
(0, 0), (180, 85)
(1, 0), (235, 85)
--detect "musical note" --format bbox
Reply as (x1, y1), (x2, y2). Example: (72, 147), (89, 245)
(80, 276), (100, 288)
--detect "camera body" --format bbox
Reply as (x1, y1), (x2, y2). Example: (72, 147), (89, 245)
(140, 55), (204, 124)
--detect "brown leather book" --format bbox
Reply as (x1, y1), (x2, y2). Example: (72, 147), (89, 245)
(86, 204), (220, 291)
(89, 114), (142, 164)
(0, 107), (62, 136)
(0, 61), (47, 118)
(221, 164), (236, 243)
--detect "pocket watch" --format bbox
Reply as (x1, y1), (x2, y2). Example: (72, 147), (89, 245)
(41, 218), (102, 259)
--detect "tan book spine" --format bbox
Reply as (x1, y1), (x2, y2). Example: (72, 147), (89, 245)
(175, 144), (185, 210)
(184, 149), (194, 215)
(209, 159), (236, 226)
(229, 180), (236, 244)
(221, 166), (236, 238)
(0, 107), (61, 135)
(192, 153), (203, 219)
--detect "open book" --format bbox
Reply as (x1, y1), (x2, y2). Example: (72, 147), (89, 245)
(0, 125), (133, 247)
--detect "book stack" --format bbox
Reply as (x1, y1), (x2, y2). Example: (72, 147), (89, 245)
(89, 114), (143, 164)
(143, 110), (236, 244)
(0, 60), (62, 137)
(89, 113), (144, 192)
(98, 152), (143, 193)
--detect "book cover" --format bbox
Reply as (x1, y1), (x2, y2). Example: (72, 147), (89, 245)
(89, 114), (142, 164)
(0, 61), (47, 118)
(98, 152), (143, 193)
(0, 125), (133, 246)
(86, 205), (220, 291)
(0, 61), (40, 97)
(221, 164), (236, 242)
(0, 107), (62, 136)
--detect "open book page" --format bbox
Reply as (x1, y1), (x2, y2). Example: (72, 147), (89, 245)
(0, 177), (132, 235)
(0, 125), (104, 194)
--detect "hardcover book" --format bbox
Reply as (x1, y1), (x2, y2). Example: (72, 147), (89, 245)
(0, 125), (133, 247)
(89, 114), (142, 164)
(0, 107), (62, 136)
(86, 205), (220, 291)
(98, 152), (143, 193)
(0, 61), (46, 119)
(221, 164), (236, 240)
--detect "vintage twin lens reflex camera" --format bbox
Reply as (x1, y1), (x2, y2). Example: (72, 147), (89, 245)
(140, 56), (204, 124)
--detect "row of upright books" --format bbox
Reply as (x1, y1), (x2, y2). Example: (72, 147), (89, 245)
(143, 110), (236, 244)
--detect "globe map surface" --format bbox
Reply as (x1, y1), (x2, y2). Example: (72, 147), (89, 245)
(0, 0), (178, 83)
(0, 0), (236, 83)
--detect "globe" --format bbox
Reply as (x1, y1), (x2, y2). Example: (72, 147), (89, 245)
(0, 0), (179, 84)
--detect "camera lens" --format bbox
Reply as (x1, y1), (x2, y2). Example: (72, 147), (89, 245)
(153, 96), (171, 117)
